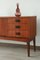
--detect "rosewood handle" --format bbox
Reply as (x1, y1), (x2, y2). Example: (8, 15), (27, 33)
(16, 32), (20, 35)
(16, 26), (20, 28)
(15, 19), (20, 22)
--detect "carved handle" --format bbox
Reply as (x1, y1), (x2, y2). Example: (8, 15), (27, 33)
(16, 32), (20, 35)
(15, 19), (20, 22)
(16, 26), (20, 28)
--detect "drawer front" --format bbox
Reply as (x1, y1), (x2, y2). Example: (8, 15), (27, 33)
(8, 17), (36, 24)
(8, 18), (21, 24)
(8, 17), (30, 24)
(8, 23), (30, 31)
(8, 30), (30, 38)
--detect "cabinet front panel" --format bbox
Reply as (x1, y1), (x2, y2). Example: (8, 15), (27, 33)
(0, 16), (36, 41)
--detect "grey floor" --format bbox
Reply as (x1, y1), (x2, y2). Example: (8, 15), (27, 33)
(0, 45), (40, 60)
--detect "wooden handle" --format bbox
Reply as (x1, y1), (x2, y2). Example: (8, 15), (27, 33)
(16, 26), (20, 28)
(16, 32), (20, 35)
(15, 19), (20, 22)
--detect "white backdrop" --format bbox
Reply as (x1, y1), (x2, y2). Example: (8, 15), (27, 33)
(0, 0), (40, 46)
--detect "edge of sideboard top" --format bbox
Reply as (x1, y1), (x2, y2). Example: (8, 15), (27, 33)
(0, 16), (36, 18)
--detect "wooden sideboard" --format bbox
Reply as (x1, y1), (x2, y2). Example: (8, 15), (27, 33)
(0, 16), (36, 57)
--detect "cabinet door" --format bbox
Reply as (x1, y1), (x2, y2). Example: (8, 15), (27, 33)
(7, 23), (13, 37)
(3, 19), (8, 36)
(30, 22), (36, 36)
(7, 18), (15, 37)
(0, 18), (8, 36)
(0, 19), (2, 36)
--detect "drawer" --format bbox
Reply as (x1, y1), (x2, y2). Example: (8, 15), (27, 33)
(8, 17), (30, 24)
(8, 17), (36, 24)
(8, 30), (30, 37)
(8, 23), (30, 31)
(8, 18), (21, 24)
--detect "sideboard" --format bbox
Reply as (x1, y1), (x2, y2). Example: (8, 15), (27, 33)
(0, 16), (36, 57)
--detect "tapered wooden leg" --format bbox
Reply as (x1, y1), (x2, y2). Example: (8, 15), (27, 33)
(33, 37), (36, 51)
(27, 42), (30, 57)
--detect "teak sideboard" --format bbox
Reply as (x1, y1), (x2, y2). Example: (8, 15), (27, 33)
(0, 16), (36, 57)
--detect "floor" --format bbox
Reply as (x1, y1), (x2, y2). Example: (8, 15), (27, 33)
(0, 44), (40, 60)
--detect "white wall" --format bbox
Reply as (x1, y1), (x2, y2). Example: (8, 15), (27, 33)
(0, 0), (40, 46)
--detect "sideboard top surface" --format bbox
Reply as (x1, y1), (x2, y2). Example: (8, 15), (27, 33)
(0, 16), (36, 18)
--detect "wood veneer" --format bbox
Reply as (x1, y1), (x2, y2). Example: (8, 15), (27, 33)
(0, 16), (36, 57)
